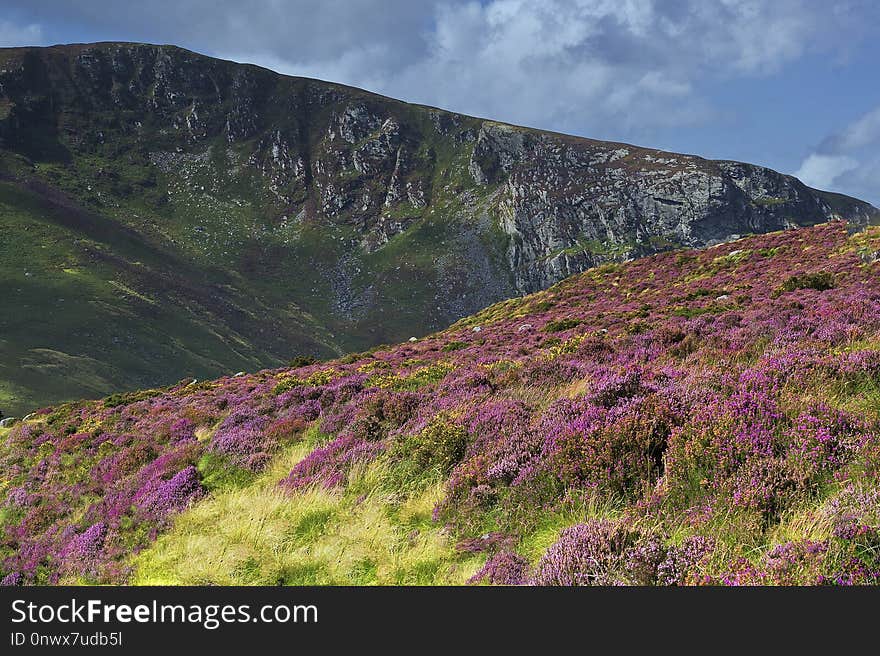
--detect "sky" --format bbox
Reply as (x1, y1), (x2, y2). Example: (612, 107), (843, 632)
(1, 0), (879, 205)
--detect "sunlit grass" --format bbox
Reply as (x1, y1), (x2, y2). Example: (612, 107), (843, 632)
(133, 443), (483, 585)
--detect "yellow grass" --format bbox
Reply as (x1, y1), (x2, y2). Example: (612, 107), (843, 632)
(132, 444), (483, 585)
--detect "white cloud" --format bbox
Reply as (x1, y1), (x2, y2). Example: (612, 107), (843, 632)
(362, 0), (846, 137)
(794, 103), (880, 205)
(794, 154), (859, 190)
(1, 1), (874, 142)
(227, 0), (864, 141)
(1, 0), (878, 203)
(0, 20), (43, 47)
(832, 106), (880, 151)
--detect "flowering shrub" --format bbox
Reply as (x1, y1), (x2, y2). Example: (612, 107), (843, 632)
(168, 418), (196, 444)
(280, 436), (384, 490)
(58, 522), (109, 579)
(532, 520), (634, 586)
(2, 222), (880, 584)
(540, 394), (678, 497)
(655, 536), (716, 585)
(468, 550), (530, 585)
(135, 466), (205, 518)
(209, 409), (270, 469)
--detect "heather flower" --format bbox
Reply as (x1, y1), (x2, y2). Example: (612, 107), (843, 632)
(469, 550), (530, 585)
(61, 522), (108, 562)
(589, 367), (648, 408)
(763, 540), (828, 585)
(168, 418), (196, 443)
(135, 466), (205, 517)
(5, 486), (31, 507)
(657, 536), (716, 585)
(532, 520), (632, 586)
(456, 532), (517, 554)
(539, 393), (678, 497)
(4, 221), (880, 585)
(210, 411), (269, 461)
(280, 436), (384, 491)
(1, 572), (23, 586)
(623, 536), (668, 585)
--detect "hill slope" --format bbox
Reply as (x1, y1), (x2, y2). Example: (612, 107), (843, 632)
(1, 221), (879, 585)
(1, 42), (877, 415)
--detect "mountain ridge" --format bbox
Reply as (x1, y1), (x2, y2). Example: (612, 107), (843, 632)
(0, 42), (877, 415)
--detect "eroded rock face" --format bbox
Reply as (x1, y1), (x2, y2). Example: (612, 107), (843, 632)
(0, 42), (877, 316)
(468, 124), (876, 291)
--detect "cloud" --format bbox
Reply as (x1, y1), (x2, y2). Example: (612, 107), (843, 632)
(1, 1), (879, 204)
(795, 105), (880, 205)
(2, 1), (874, 142)
(219, 0), (870, 142)
(820, 106), (880, 153)
(794, 154), (859, 190)
(0, 20), (43, 47)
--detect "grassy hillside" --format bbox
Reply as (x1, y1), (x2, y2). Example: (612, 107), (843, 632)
(0, 43), (513, 415)
(2, 221), (878, 585)
(0, 168), (337, 415)
(1, 42), (875, 416)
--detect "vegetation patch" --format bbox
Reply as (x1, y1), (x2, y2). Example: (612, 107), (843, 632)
(772, 271), (836, 297)
(543, 318), (583, 333)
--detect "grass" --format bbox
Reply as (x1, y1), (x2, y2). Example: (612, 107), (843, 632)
(133, 441), (484, 585)
(0, 73), (518, 416)
(9, 44), (862, 423)
(0, 175), (334, 416)
(517, 494), (624, 565)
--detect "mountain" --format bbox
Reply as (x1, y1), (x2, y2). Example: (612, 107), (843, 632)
(0, 42), (877, 415)
(2, 221), (878, 585)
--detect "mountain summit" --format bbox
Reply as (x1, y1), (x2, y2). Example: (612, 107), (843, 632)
(0, 42), (876, 413)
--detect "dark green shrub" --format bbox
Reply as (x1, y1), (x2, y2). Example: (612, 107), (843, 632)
(542, 318), (582, 333)
(442, 341), (468, 352)
(772, 271), (835, 298)
(393, 415), (468, 476)
(289, 355), (318, 368)
(104, 389), (162, 408)
(530, 300), (555, 312)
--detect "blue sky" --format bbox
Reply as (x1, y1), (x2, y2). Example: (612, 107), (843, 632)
(1, 0), (878, 205)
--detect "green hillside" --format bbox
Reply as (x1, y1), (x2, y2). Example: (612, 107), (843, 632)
(0, 42), (875, 416)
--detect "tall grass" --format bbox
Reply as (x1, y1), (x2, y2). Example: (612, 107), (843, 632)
(133, 443), (483, 585)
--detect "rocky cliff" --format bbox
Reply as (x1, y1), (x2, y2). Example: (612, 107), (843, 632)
(0, 42), (876, 413)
